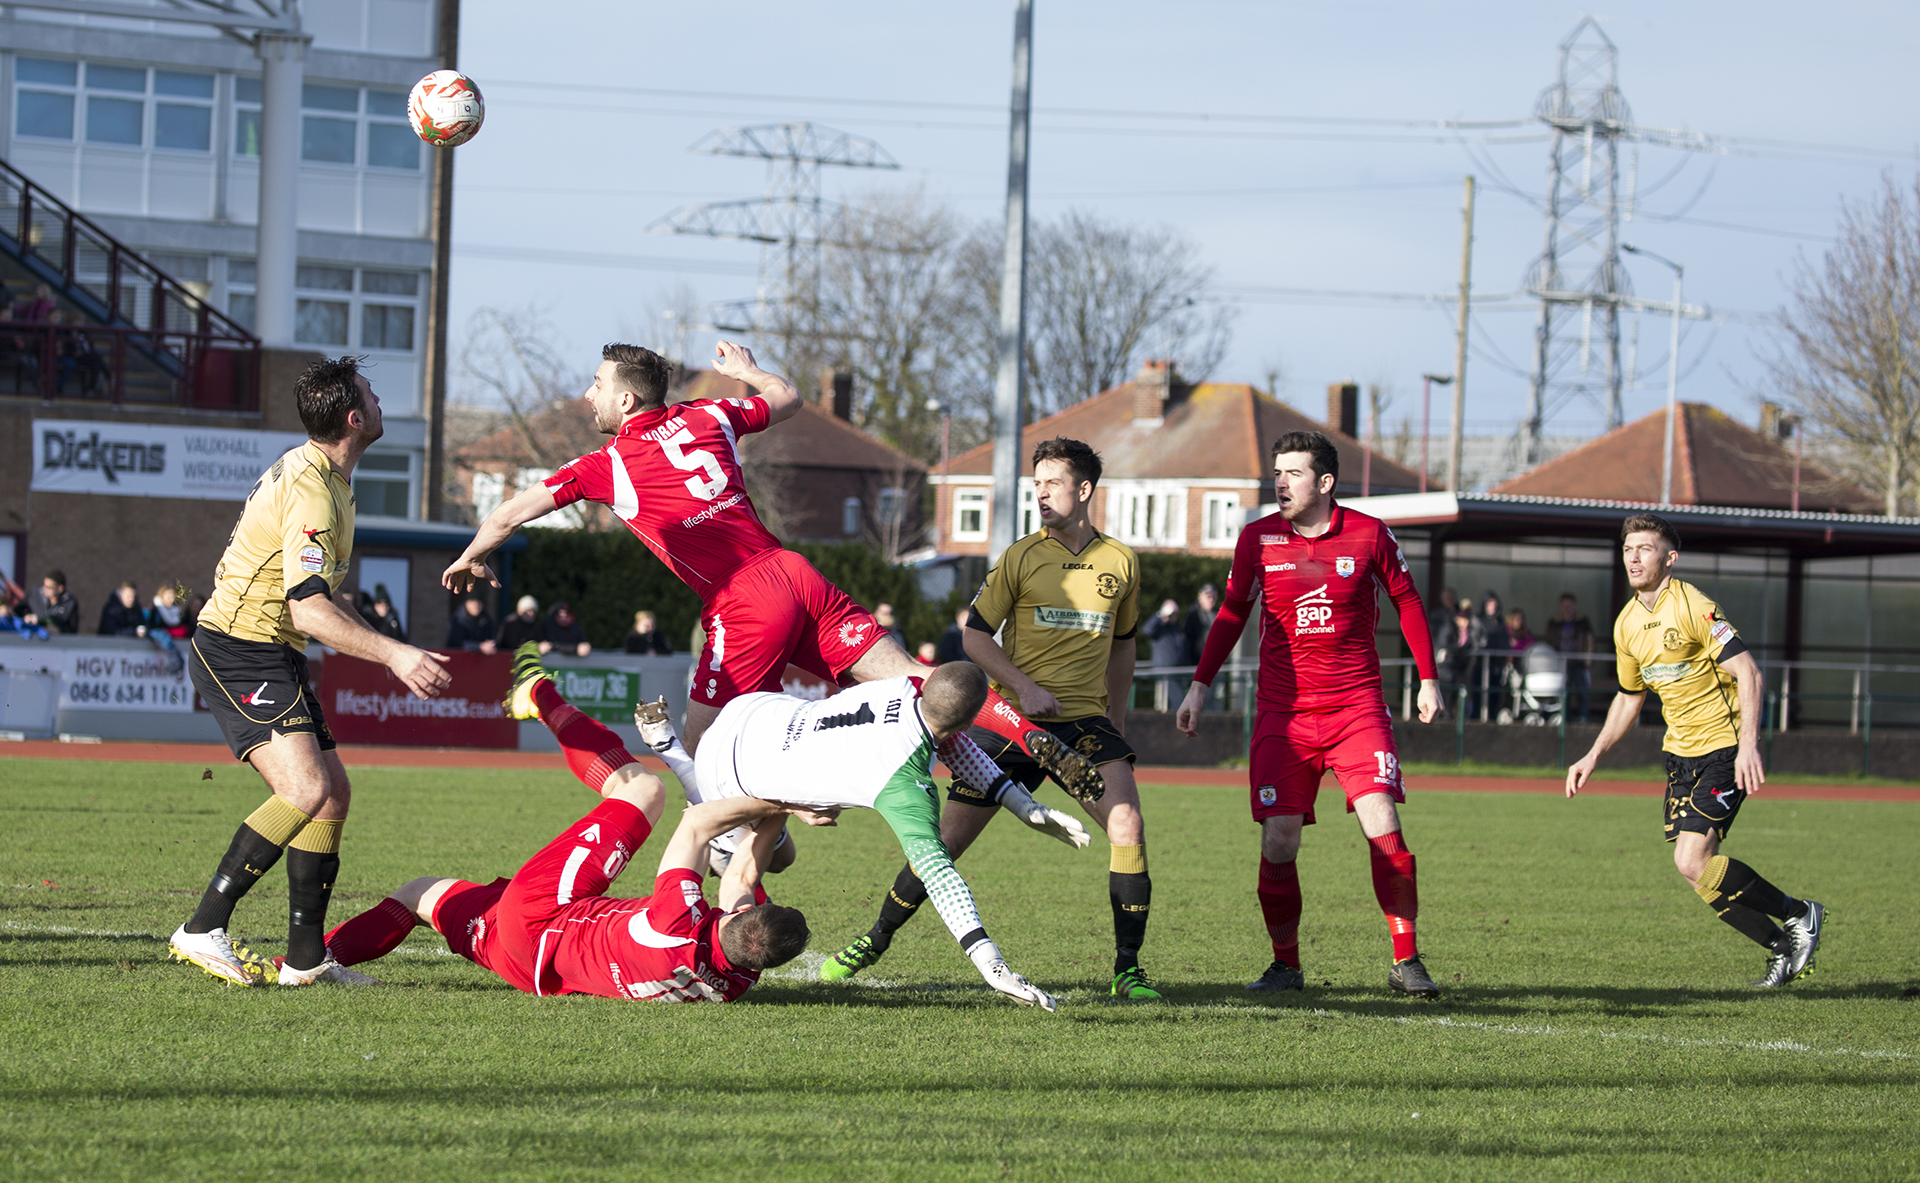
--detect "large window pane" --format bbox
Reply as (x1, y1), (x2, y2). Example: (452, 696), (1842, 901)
(361, 270), (419, 296)
(154, 70), (214, 99)
(296, 265), (353, 291)
(360, 304), (415, 351)
(236, 77), (262, 104)
(365, 91), (407, 118)
(155, 103), (211, 152)
(18, 58), (77, 86)
(301, 115), (355, 163)
(234, 108), (260, 157)
(86, 64), (146, 93)
(301, 83), (358, 112)
(353, 475), (411, 518)
(228, 259), (257, 285)
(227, 292), (256, 332)
(295, 298), (349, 346)
(16, 92), (75, 140)
(86, 96), (144, 145)
(366, 122), (419, 170)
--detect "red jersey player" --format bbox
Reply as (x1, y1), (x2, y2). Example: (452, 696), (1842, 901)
(442, 341), (1100, 804)
(317, 718), (811, 1000)
(1176, 430), (1443, 999)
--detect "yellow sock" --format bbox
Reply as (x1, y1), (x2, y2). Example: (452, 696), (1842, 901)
(1110, 843), (1147, 875)
(243, 796), (310, 846)
(288, 818), (343, 854)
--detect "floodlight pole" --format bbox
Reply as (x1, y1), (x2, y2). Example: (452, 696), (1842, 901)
(1624, 244), (1684, 504)
(1447, 175), (1474, 493)
(988, 0), (1033, 560)
(1421, 373), (1453, 494)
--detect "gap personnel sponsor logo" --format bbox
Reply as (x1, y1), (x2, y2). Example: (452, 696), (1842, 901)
(1293, 585), (1335, 634)
(332, 689), (507, 721)
(1032, 606), (1112, 633)
(1641, 660), (1690, 682)
(1265, 562), (1296, 572)
(42, 429), (165, 483)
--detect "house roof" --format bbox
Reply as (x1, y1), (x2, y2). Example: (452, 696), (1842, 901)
(940, 371), (1431, 491)
(1492, 403), (1876, 513)
(453, 368), (923, 475)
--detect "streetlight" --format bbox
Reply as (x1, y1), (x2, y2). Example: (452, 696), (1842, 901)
(1420, 373), (1453, 493)
(1621, 244), (1683, 505)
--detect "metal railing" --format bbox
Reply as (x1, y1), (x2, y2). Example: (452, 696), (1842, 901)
(0, 155), (258, 410)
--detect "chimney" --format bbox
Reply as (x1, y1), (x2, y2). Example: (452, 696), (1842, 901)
(1760, 402), (1791, 442)
(1133, 359), (1173, 425)
(1326, 381), (1358, 437)
(816, 368), (853, 421)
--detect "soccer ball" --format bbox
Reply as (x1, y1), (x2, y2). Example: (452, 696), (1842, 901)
(408, 69), (484, 147)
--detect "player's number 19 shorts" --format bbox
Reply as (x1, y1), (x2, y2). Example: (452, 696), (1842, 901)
(1249, 706), (1404, 826)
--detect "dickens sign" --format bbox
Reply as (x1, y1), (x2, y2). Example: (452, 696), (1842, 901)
(31, 418), (308, 501)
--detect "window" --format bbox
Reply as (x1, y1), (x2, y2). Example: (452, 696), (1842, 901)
(1019, 485), (1038, 537)
(153, 71), (214, 152)
(15, 58), (77, 141)
(1201, 492), (1241, 548)
(877, 487), (905, 527)
(353, 451), (413, 518)
(85, 63), (145, 146)
(234, 76), (261, 157)
(842, 497), (862, 536)
(361, 304), (414, 351)
(1106, 484), (1187, 549)
(13, 59), (212, 153)
(364, 91), (418, 170)
(952, 489), (988, 542)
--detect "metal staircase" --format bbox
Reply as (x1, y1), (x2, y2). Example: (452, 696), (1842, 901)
(0, 156), (259, 411)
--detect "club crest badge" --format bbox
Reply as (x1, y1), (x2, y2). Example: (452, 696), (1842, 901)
(1258, 785), (1277, 805)
(1335, 556), (1356, 578)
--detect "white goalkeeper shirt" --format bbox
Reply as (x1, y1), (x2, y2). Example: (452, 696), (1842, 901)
(690, 676), (935, 812)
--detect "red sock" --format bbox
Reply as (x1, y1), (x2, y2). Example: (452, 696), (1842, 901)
(537, 686), (637, 792)
(938, 734), (1011, 796)
(324, 897), (418, 967)
(1257, 857), (1302, 968)
(971, 689), (1038, 756)
(1368, 831), (1419, 962)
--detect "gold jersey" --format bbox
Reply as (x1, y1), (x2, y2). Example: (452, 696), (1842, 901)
(1612, 577), (1744, 757)
(201, 442), (355, 648)
(971, 529), (1139, 721)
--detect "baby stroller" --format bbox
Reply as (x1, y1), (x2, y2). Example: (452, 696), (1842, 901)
(1498, 641), (1565, 725)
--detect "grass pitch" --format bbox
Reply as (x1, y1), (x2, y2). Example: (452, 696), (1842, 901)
(2, 755), (1916, 1182)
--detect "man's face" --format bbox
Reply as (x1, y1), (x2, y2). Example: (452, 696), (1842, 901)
(556, 608), (574, 626)
(1558, 596), (1576, 620)
(464, 599), (483, 618)
(585, 361), (638, 434)
(1199, 588), (1218, 611)
(1484, 597), (1499, 616)
(1623, 531), (1677, 592)
(875, 603), (894, 626)
(118, 586), (136, 608)
(1032, 459), (1089, 525)
(157, 586), (175, 607)
(349, 375), (384, 442)
(42, 578), (59, 600)
(1273, 452), (1332, 522)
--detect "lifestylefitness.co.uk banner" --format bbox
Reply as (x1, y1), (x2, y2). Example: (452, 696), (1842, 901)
(30, 418), (308, 502)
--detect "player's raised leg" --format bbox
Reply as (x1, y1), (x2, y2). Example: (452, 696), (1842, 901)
(823, 795), (1000, 980)
(506, 642), (641, 792)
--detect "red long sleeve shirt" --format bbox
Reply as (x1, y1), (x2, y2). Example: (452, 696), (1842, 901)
(1193, 504), (1436, 714)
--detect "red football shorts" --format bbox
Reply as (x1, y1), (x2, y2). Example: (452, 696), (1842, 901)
(431, 797), (653, 995)
(1248, 706), (1404, 826)
(692, 548), (886, 709)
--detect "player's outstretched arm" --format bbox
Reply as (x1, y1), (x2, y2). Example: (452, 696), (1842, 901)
(1721, 650), (1768, 794)
(715, 817), (787, 911)
(288, 593), (449, 699)
(442, 484), (561, 593)
(660, 797), (790, 877)
(1566, 689), (1645, 797)
(711, 340), (802, 424)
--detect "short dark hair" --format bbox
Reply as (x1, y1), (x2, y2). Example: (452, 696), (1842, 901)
(295, 356), (366, 444)
(1621, 512), (1681, 551)
(719, 903), (810, 970)
(602, 343), (673, 410)
(45, 569), (66, 587)
(1271, 430), (1340, 484)
(1031, 436), (1103, 487)
(922, 662), (989, 735)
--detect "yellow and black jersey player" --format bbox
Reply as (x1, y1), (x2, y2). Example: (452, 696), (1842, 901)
(169, 356), (452, 990)
(1566, 512), (1823, 988)
(823, 436), (1168, 1001)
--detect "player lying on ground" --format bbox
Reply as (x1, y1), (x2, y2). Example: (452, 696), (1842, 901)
(169, 357), (453, 988)
(439, 340), (1104, 806)
(636, 659), (1078, 1011)
(1566, 512), (1823, 988)
(1178, 430), (1444, 1000)
(823, 438), (1166, 1000)
(316, 725), (809, 1001)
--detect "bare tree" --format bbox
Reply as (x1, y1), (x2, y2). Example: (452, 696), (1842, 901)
(1767, 174), (1920, 516)
(458, 305), (599, 470)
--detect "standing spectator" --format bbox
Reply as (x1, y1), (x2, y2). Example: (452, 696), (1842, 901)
(540, 600), (591, 657)
(497, 595), (541, 651)
(934, 606), (970, 665)
(1141, 598), (1188, 711)
(368, 585), (407, 642)
(26, 570), (79, 634)
(1506, 607), (1534, 652)
(622, 609), (672, 655)
(446, 594), (496, 652)
(873, 601), (905, 650)
(1437, 598), (1483, 710)
(1182, 584), (1222, 708)
(1548, 592), (1596, 722)
(1477, 591), (1510, 720)
(100, 581), (150, 637)
(1426, 586), (1459, 655)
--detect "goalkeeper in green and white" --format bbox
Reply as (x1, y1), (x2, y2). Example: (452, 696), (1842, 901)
(637, 661), (1085, 1010)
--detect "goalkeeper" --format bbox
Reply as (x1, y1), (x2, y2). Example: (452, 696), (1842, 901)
(640, 660), (1084, 1011)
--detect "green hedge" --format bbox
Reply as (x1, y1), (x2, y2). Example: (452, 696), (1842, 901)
(514, 529), (1228, 659)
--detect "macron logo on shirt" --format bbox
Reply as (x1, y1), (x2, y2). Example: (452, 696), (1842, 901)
(1293, 585), (1335, 634)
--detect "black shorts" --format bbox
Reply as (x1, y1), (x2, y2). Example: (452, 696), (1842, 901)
(945, 715), (1135, 805)
(1663, 746), (1745, 842)
(188, 628), (334, 762)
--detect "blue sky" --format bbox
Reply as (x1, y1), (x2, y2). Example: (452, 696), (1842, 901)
(447, 1), (1919, 442)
